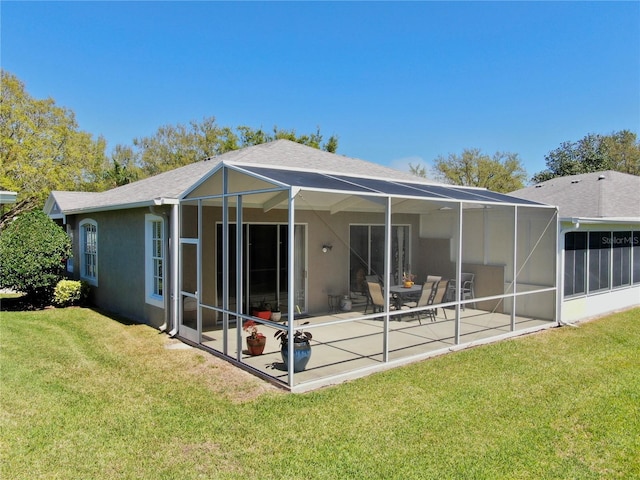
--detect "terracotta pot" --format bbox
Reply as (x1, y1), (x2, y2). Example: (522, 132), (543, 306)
(253, 310), (271, 320)
(246, 335), (267, 355)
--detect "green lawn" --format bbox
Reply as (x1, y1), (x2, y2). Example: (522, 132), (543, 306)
(1, 305), (639, 479)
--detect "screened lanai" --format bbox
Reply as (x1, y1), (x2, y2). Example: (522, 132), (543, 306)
(178, 162), (558, 391)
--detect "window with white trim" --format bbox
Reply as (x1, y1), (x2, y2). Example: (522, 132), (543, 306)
(80, 219), (98, 285)
(145, 214), (165, 308)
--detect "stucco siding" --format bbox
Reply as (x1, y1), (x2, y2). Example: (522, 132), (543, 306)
(67, 208), (166, 327)
(562, 286), (640, 323)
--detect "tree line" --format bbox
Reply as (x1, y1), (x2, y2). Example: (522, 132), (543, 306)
(1, 68), (638, 229)
(0, 70), (338, 227)
(412, 131), (639, 192)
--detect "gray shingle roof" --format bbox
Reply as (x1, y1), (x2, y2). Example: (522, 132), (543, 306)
(48, 139), (537, 215)
(509, 170), (640, 219)
(48, 140), (432, 214)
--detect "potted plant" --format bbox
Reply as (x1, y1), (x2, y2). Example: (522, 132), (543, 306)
(270, 304), (282, 322)
(402, 272), (416, 288)
(243, 320), (267, 355)
(274, 321), (313, 372)
(252, 299), (271, 320)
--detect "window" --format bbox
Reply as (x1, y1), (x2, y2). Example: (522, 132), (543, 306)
(588, 232), (611, 293)
(612, 231), (632, 288)
(564, 230), (639, 298)
(80, 219), (98, 285)
(564, 232), (586, 297)
(66, 226), (74, 273)
(146, 215), (164, 307)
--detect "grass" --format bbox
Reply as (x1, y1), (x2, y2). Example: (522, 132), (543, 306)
(1, 304), (639, 479)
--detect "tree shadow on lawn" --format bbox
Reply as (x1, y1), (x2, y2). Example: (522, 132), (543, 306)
(0, 295), (138, 326)
(0, 294), (48, 312)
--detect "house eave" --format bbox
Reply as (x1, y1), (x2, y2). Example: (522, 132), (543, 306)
(560, 216), (640, 225)
(59, 199), (179, 216)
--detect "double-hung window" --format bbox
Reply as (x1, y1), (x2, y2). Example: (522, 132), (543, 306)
(80, 219), (98, 285)
(146, 215), (165, 307)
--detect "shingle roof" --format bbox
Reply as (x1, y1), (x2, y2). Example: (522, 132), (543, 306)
(50, 140), (431, 214)
(47, 139), (542, 215)
(47, 140), (431, 214)
(509, 170), (640, 219)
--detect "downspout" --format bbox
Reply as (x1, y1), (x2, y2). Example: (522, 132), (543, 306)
(169, 202), (180, 336)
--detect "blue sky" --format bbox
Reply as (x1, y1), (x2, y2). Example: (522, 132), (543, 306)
(2, 1), (639, 180)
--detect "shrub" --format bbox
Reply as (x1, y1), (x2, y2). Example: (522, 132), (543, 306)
(0, 210), (72, 304)
(53, 280), (89, 307)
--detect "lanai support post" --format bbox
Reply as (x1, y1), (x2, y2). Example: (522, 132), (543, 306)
(287, 188), (297, 387)
(383, 196), (392, 362)
(454, 202), (463, 344)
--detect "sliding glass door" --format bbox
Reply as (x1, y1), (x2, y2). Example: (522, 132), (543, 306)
(349, 225), (410, 293)
(217, 223), (307, 316)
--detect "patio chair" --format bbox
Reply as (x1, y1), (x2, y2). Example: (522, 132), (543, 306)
(426, 280), (449, 320)
(425, 275), (442, 284)
(461, 272), (476, 309)
(401, 280), (438, 324)
(366, 281), (395, 314)
(363, 275), (382, 313)
(365, 274), (382, 284)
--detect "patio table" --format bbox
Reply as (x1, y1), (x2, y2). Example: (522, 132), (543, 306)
(389, 284), (422, 308)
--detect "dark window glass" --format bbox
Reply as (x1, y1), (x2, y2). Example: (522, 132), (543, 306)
(588, 232), (611, 293)
(612, 232), (631, 288)
(564, 232), (587, 297)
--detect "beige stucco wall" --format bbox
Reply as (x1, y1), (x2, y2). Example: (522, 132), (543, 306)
(196, 204), (424, 316)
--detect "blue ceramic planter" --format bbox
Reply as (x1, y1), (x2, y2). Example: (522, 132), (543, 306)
(281, 342), (312, 372)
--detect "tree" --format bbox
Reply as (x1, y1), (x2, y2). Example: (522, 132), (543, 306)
(0, 70), (109, 227)
(128, 118), (339, 177)
(531, 130), (640, 183)
(602, 130), (640, 176)
(428, 148), (528, 193)
(408, 162), (427, 178)
(0, 210), (72, 305)
(104, 145), (140, 188)
(132, 117), (240, 177)
(1, 69), (340, 223)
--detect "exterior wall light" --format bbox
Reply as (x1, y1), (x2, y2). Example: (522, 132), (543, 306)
(322, 244), (333, 253)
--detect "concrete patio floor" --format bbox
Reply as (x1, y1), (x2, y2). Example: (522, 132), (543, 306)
(200, 306), (557, 392)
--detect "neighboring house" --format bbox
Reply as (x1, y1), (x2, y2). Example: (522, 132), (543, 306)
(510, 171), (640, 323)
(45, 140), (558, 391)
(0, 190), (18, 206)
(0, 190), (18, 230)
